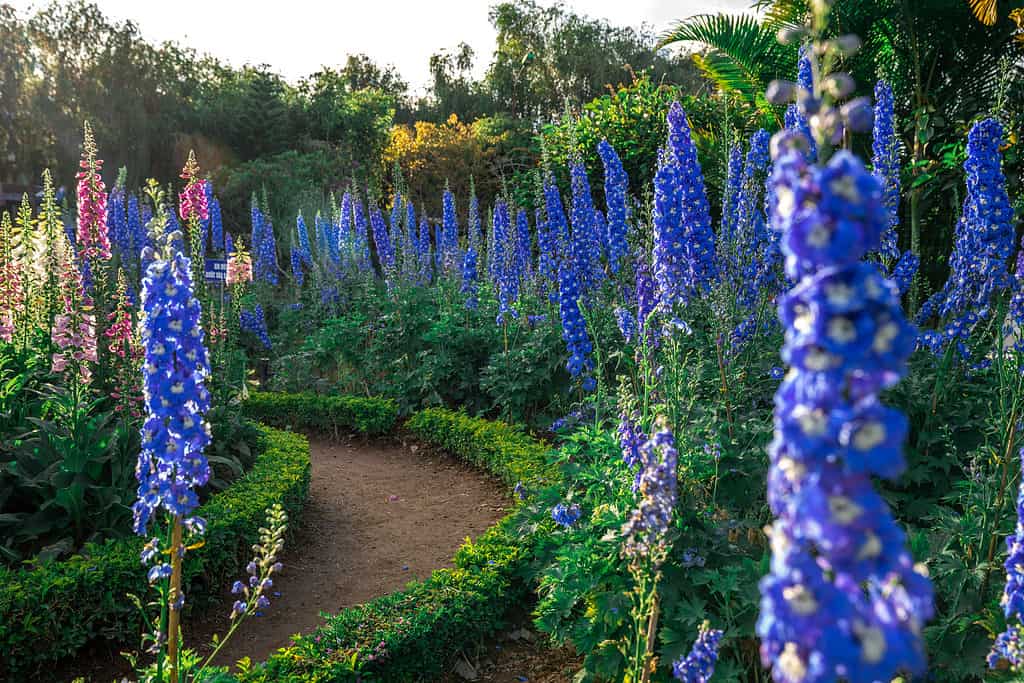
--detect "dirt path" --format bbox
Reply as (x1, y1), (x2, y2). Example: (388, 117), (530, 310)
(205, 436), (509, 667)
(61, 435), (509, 681)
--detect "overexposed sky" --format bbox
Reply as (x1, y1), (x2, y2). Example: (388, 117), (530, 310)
(8, 0), (753, 92)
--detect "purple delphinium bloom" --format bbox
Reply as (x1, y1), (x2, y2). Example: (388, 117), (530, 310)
(666, 103), (717, 297)
(569, 161), (604, 293)
(107, 184), (129, 259)
(132, 251), (212, 535)
(468, 185), (482, 256)
(615, 306), (637, 343)
(890, 250), (919, 297)
(296, 212), (312, 265)
(653, 147), (686, 311)
(598, 140), (631, 274)
(622, 424), (678, 560)
(872, 80), (901, 264)
(757, 132), (933, 682)
(917, 118), (1013, 356)
(209, 195), (223, 254)
(290, 247), (304, 287)
(617, 411), (648, 490)
(461, 247), (479, 311)
(721, 144), (744, 243)
(785, 47), (818, 162)
(370, 206), (396, 284)
(515, 207), (532, 279)
(493, 201), (519, 324)
(551, 502), (582, 528)
(991, 447), (1024, 670)
(442, 188), (459, 273)
(558, 258), (594, 388)
(240, 304), (272, 349)
(672, 623), (724, 683)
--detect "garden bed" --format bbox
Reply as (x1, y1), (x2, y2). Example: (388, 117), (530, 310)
(0, 425), (312, 679)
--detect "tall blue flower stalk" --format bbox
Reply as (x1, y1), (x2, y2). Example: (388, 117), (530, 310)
(537, 206), (558, 300)
(872, 80), (901, 264)
(296, 212), (312, 265)
(544, 176), (570, 261)
(107, 185), (129, 259)
(240, 303), (272, 349)
(290, 246), (304, 287)
(758, 133), (933, 682)
(653, 147), (686, 311)
(209, 195), (223, 254)
(991, 445), (1024, 669)
(558, 259), (594, 390)
(515, 207), (531, 280)
(493, 201), (519, 324)
(666, 102), (717, 298)
(785, 47), (818, 162)
(439, 187), (457, 272)
(918, 118), (1013, 357)
(417, 216), (432, 285)
(468, 184), (482, 256)
(370, 206), (396, 285)
(569, 161), (604, 293)
(132, 250), (211, 535)
(352, 197), (372, 273)
(599, 140), (630, 275)
(721, 144), (744, 243)
(461, 247), (479, 310)
(673, 623), (724, 683)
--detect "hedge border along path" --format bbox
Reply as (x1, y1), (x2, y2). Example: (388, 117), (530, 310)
(0, 393), (398, 680)
(229, 399), (556, 683)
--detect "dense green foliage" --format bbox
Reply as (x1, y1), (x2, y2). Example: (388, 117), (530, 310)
(0, 425), (311, 678)
(243, 391), (398, 436)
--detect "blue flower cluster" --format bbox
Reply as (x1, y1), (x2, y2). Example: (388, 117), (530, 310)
(918, 118), (1013, 356)
(667, 103), (717, 298)
(758, 137), (933, 682)
(107, 185), (129, 259)
(785, 47), (818, 162)
(210, 194), (223, 253)
(515, 208), (531, 278)
(890, 250), (919, 297)
(290, 247), (304, 287)
(558, 259), (594, 388)
(132, 252), (211, 536)
(240, 303), (272, 349)
(872, 80), (901, 263)
(461, 247), (479, 310)
(251, 203), (278, 285)
(721, 144), (744, 243)
(598, 140), (631, 274)
(653, 147), (686, 311)
(551, 502), (582, 528)
(442, 188), (459, 273)
(569, 161), (605, 293)
(370, 206), (396, 284)
(672, 622), (724, 683)
(492, 200), (519, 324)
(991, 446), (1024, 670)
(621, 423), (678, 560)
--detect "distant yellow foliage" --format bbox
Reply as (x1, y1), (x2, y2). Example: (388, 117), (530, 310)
(383, 114), (508, 214)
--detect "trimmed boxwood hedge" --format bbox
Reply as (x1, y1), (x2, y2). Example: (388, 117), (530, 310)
(232, 406), (556, 683)
(243, 392), (398, 436)
(0, 426), (312, 679)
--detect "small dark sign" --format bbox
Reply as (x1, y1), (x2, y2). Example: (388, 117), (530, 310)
(205, 258), (227, 283)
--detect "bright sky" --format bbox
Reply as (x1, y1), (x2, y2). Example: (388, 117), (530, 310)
(10, 0), (753, 93)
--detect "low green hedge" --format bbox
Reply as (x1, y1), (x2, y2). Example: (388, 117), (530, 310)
(244, 391), (398, 436)
(234, 407), (555, 682)
(0, 426), (311, 679)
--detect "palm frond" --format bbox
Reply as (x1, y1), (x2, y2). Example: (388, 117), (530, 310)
(658, 13), (796, 102)
(966, 0), (998, 25)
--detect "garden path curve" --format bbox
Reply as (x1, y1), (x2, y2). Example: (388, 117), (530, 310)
(66, 434), (508, 679)
(203, 435), (509, 667)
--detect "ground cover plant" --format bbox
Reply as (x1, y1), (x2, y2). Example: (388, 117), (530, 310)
(6, 0), (1024, 681)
